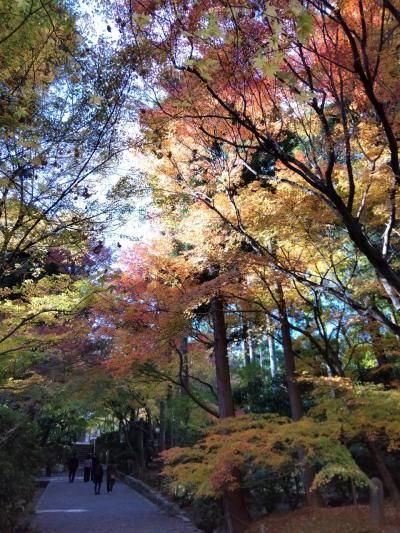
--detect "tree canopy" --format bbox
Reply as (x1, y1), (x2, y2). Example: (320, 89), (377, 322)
(1, 1), (400, 532)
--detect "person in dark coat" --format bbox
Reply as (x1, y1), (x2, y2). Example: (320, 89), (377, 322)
(83, 455), (92, 482)
(106, 463), (117, 493)
(91, 455), (99, 481)
(68, 453), (79, 483)
(93, 462), (103, 495)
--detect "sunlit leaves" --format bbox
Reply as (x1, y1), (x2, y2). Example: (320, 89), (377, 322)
(163, 381), (400, 497)
(296, 10), (314, 42)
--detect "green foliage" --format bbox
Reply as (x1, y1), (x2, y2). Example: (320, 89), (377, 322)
(37, 397), (88, 447)
(190, 497), (223, 533)
(0, 406), (41, 531)
(165, 393), (208, 447)
(0, 276), (98, 386)
(233, 365), (291, 416)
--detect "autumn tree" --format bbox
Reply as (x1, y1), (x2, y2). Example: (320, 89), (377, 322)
(0, 4), (139, 524)
(0, 0), (141, 386)
(163, 380), (400, 507)
(0, 0), (141, 303)
(114, 0), (400, 337)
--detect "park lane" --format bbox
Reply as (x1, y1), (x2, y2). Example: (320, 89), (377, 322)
(33, 471), (199, 533)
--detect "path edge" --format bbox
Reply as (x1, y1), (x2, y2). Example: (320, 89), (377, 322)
(34, 478), (51, 510)
(119, 473), (192, 523)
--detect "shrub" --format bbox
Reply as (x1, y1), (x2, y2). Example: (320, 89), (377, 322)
(0, 406), (41, 532)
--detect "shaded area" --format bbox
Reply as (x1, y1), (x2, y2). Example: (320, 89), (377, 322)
(247, 504), (400, 533)
(33, 471), (198, 533)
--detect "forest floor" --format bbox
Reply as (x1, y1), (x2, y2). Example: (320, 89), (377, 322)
(247, 503), (400, 532)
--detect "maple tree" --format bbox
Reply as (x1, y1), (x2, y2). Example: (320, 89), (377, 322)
(0, 3), (136, 527)
(2, 0), (400, 531)
(0, 0), (143, 391)
(95, 226), (400, 528)
(162, 378), (400, 502)
(91, 1), (400, 528)
(113, 0), (400, 333)
(0, 2), (134, 287)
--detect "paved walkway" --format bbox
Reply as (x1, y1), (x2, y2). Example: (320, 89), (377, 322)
(33, 471), (199, 532)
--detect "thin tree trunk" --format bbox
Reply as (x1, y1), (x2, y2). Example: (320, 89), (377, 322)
(246, 328), (254, 364)
(120, 419), (135, 457)
(367, 440), (400, 501)
(180, 336), (189, 389)
(326, 349), (345, 377)
(136, 425), (145, 475)
(266, 314), (278, 377)
(242, 319), (252, 366)
(276, 283), (322, 507)
(179, 336), (191, 424)
(165, 385), (174, 448)
(211, 295), (250, 532)
(277, 284), (303, 421)
(159, 399), (166, 452)
(145, 409), (154, 465)
(253, 334), (261, 366)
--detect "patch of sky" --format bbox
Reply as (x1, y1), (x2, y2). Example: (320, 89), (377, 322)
(71, 1), (160, 256)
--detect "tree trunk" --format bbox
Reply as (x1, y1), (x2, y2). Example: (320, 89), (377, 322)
(211, 296), (235, 418)
(136, 424), (146, 476)
(159, 399), (166, 452)
(331, 192), (400, 315)
(266, 315), (278, 377)
(276, 284), (303, 422)
(179, 336), (191, 424)
(242, 319), (252, 366)
(246, 328), (254, 364)
(367, 440), (400, 502)
(211, 295), (250, 532)
(120, 419), (135, 457)
(165, 385), (174, 448)
(276, 283), (322, 507)
(145, 409), (154, 465)
(326, 349), (345, 377)
(222, 488), (251, 533)
(180, 336), (189, 389)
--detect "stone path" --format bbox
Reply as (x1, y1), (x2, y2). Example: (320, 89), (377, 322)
(33, 471), (199, 532)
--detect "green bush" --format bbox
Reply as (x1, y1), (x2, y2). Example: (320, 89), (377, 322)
(0, 406), (41, 532)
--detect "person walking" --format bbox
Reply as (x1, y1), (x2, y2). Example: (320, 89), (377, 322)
(91, 454), (99, 481)
(93, 462), (103, 495)
(83, 455), (92, 482)
(106, 463), (117, 493)
(68, 453), (79, 483)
